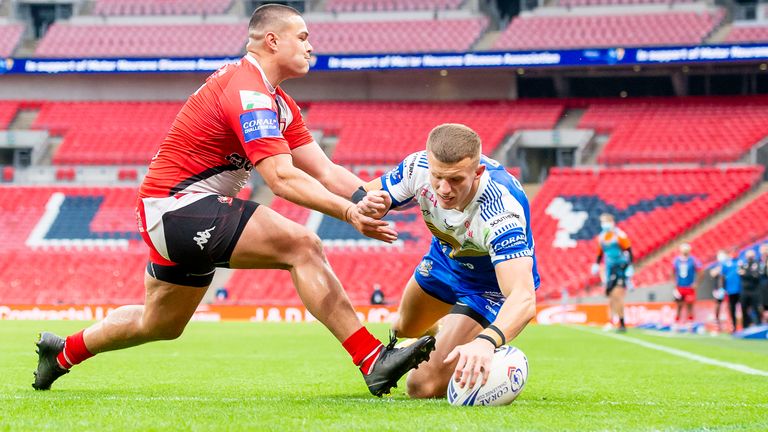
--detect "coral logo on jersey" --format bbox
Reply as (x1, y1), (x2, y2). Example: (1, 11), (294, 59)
(240, 110), (281, 142)
(239, 90), (273, 111)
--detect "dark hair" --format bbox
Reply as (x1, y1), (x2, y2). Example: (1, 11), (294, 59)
(249, 4), (301, 34)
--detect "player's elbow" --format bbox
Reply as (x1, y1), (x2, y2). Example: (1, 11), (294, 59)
(267, 165), (298, 199)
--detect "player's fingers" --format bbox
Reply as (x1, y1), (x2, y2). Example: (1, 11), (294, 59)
(451, 351), (467, 383)
(359, 215), (389, 227)
(459, 360), (474, 388)
(481, 359), (491, 386)
(469, 361), (484, 389)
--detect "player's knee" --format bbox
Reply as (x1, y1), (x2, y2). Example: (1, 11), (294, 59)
(291, 230), (325, 264)
(406, 373), (447, 399)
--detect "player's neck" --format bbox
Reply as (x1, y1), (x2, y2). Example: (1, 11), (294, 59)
(246, 52), (283, 90)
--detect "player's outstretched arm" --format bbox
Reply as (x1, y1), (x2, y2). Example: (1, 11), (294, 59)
(445, 258), (536, 390)
(256, 153), (397, 243)
(292, 142), (366, 198)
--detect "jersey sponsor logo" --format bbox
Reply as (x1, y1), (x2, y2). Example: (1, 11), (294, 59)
(386, 162), (405, 185)
(240, 110), (281, 142)
(545, 193), (706, 249)
(492, 230), (527, 253)
(239, 90), (273, 111)
(194, 226), (216, 250)
(225, 152), (253, 171)
(488, 212), (521, 228)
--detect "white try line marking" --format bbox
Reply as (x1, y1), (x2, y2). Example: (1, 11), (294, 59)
(573, 326), (768, 377)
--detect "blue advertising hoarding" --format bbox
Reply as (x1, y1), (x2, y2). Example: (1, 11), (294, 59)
(1, 43), (767, 75)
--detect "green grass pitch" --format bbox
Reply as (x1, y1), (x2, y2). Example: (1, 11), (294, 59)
(1, 321), (767, 431)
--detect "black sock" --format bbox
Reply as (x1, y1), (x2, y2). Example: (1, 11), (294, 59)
(619, 318), (625, 327)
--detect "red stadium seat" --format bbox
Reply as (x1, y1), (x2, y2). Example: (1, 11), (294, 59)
(529, 165), (763, 300)
(494, 10), (725, 50)
(580, 96), (768, 164)
(93, 0), (232, 16)
(325, 0), (462, 12)
(0, 23), (23, 57)
(635, 186), (768, 287)
(306, 101), (564, 165)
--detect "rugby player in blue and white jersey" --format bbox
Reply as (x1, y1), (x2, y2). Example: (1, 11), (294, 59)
(356, 123), (539, 398)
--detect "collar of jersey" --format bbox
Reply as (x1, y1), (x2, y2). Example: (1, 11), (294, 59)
(244, 54), (277, 95)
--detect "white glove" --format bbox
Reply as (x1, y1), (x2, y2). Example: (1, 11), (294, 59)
(624, 265), (634, 278)
(591, 263), (600, 275)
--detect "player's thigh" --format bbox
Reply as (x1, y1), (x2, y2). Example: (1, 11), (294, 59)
(229, 204), (322, 270)
(141, 272), (209, 337)
(395, 276), (453, 338)
(610, 286), (626, 301)
(408, 314), (483, 392)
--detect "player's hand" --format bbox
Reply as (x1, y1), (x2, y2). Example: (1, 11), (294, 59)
(345, 205), (398, 243)
(590, 263), (600, 275)
(444, 338), (495, 389)
(624, 265), (634, 278)
(357, 190), (391, 219)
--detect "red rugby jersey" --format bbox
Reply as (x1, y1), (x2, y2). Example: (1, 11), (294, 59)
(139, 55), (314, 198)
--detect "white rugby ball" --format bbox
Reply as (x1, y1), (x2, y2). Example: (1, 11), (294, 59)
(446, 345), (528, 406)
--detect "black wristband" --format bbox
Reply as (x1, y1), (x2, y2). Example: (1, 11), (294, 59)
(475, 334), (498, 348)
(487, 324), (506, 346)
(351, 186), (367, 204)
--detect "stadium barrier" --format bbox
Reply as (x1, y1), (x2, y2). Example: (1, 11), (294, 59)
(0, 301), (719, 325)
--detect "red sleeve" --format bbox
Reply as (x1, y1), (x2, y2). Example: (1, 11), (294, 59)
(219, 70), (291, 165)
(278, 89), (314, 150)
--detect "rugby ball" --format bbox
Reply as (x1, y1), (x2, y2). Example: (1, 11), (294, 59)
(446, 345), (528, 406)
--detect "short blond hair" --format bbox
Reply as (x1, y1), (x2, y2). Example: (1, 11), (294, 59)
(426, 123), (481, 164)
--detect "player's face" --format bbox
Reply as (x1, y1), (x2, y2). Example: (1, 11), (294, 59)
(427, 154), (484, 211)
(277, 15), (313, 78)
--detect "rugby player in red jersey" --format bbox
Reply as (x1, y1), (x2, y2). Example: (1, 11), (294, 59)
(33, 4), (434, 396)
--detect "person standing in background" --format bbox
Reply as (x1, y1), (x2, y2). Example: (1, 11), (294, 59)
(738, 249), (762, 328)
(711, 250), (741, 333)
(672, 243), (701, 332)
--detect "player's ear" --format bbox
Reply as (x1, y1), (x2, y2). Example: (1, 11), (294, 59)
(475, 164), (485, 178)
(264, 31), (279, 52)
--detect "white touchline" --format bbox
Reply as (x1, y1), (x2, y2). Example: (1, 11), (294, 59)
(574, 326), (768, 377)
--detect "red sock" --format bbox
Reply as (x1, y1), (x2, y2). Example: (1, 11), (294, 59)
(688, 314), (694, 322)
(56, 330), (95, 369)
(342, 327), (383, 375)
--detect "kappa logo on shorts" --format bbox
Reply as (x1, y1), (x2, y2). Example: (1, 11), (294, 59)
(194, 226), (216, 250)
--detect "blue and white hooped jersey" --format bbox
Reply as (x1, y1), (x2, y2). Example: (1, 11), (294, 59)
(673, 255), (700, 287)
(381, 151), (540, 289)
